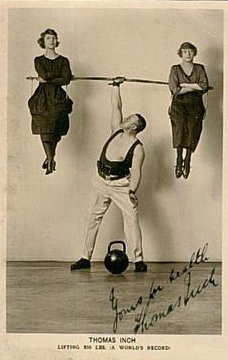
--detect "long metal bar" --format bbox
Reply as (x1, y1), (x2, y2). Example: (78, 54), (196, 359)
(26, 75), (213, 89)
(26, 75), (168, 85)
(72, 76), (113, 81)
(72, 76), (169, 85)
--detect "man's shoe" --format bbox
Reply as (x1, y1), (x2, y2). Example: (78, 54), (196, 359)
(70, 258), (91, 271)
(135, 261), (147, 272)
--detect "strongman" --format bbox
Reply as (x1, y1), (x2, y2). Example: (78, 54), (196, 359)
(71, 77), (147, 272)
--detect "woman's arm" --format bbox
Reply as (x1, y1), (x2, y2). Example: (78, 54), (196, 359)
(198, 65), (209, 93)
(34, 57), (48, 81)
(47, 58), (72, 86)
(168, 65), (181, 95)
(34, 57), (72, 85)
(179, 83), (201, 94)
(179, 65), (209, 94)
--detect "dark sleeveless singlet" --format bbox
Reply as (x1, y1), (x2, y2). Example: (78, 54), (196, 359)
(97, 129), (142, 179)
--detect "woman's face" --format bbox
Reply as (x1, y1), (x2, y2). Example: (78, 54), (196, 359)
(44, 34), (57, 49)
(181, 48), (195, 62)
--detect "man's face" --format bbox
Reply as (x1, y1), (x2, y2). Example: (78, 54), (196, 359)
(121, 114), (138, 131)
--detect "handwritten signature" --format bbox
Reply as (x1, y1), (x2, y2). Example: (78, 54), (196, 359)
(109, 243), (219, 333)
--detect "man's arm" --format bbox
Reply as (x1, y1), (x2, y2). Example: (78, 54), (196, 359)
(110, 77), (125, 133)
(129, 145), (145, 206)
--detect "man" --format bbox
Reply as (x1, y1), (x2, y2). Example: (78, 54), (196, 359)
(71, 76), (147, 272)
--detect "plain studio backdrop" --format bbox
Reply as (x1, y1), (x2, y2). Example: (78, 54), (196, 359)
(7, 8), (223, 262)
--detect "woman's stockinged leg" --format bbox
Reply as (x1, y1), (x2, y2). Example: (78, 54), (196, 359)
(50, 141), (57, 158)
(41, 140), (52, 161)
(41, 139), (56, 175)
(177, 147), (183, 163)
(50, 141), (57, 171)
(175, 146), (183, 178)
(183, 148), (192, 179)
(185, 148), (192, 162)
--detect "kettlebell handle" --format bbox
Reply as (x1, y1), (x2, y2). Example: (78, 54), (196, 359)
(108, 240), (126, 253)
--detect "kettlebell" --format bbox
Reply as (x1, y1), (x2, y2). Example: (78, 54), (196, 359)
(104, 240), (129, 274)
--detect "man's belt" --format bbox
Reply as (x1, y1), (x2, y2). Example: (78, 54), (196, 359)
(97, 161), (129, 181)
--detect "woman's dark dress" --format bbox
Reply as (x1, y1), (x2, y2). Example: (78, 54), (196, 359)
(28, 55), (73, 142)
(168, 63), (209, 152)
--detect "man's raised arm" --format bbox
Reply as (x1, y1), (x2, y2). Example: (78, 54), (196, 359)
(110, 77), (125, 133)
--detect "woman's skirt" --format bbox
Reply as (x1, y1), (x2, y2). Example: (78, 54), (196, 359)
(28, 84), (73, 142)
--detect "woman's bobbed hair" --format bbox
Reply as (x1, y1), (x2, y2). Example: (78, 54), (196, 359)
(177, 42), (197, 58)
(37, 29), (59, 49)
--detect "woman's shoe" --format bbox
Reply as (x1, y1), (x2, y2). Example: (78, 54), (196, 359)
(45, 161), (52, 175)
(42, 159), (48, 169)
(45, 160), (56, 175)
(52, 160), (56, 171)
(175, 161), (183, 178)
(183, 159), (191, 179)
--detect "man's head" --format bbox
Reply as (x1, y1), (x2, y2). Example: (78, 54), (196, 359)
(121, 113), (146, 134)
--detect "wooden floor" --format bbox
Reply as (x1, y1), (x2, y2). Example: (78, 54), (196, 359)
(6, 261), (221, 334)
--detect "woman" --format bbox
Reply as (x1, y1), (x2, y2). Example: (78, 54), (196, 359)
(28, 29), (73, 175)
(168, 42), (209, 179)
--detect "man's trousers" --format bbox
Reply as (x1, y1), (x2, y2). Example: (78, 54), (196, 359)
(82, 174), (144, 262)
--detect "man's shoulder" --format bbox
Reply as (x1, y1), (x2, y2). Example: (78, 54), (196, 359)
(136, 138), (143, 146)
(110, 128), (123, 136)
(134, 141), (145, 155)
(134, 135), (143, 146)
